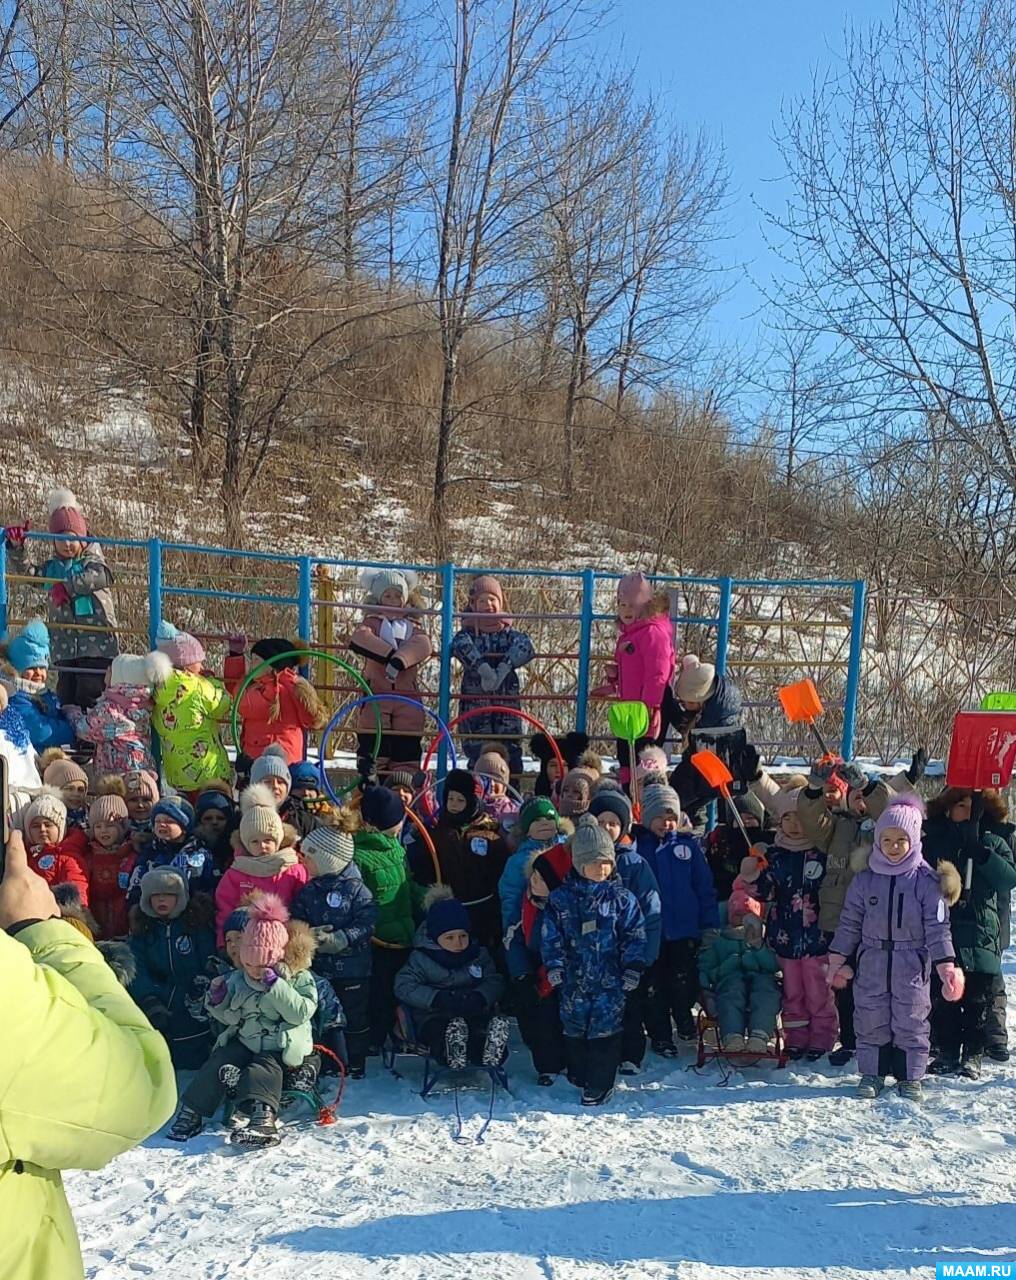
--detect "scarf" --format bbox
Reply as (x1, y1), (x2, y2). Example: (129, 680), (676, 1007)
(46, 554), (95, 618)
(378, 615), (413, 649)
(13, 675), (46, 696)
(868, 844), (923, 877)
(428, 940), (480, 970)
(463, 609), (512, 635)
(231, 848), (299, 877)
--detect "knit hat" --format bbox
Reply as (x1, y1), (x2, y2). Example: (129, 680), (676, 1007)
(42, 754), (88, 790)
(617, 572), (652, 608)
(166, 632), (206, 669)
(302, 824), (355, 875)
(195, 790), (235, 820)
(152, 794), (195, 834)
(25, 788), (67, 842)
(640, 784), (682, 827)
(424, 885), (471, 942)
(155, 619), (179, 653)
(88, 792), (129, 828)
(239, 894), (291, 968)
(223, 906), (251, 937)
(873, 792), (925, 863)
(360, 567), (416, 605)
(733, 792), (766, 827)
(443, 768), (479, 821)
(124, 770), (160, 803)
(383, 768), (417, 792)
(6, 619), (50, 672)
(110, 651), (170, 689)
(239, 784), (285, 847)
(519, 795), (559, 835)
(139, 867), (189, 920)
(636, 745), (669, 781)
(570, 813), (617, 871)
(469, 575), (504, 608)
(531, 846), (570, 893)
(289, 761), (321, 792)
(48, 488), (87, 538)
(252, 637), (302, 670)
(589, 789), (633, 838)
(250, 744), (292, 792)
(360, 784), (405, 831)
(475, 751), (510, 786)
(675, 654), (716, 704)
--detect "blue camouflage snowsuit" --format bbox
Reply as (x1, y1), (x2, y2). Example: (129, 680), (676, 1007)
(450, 627), (535, 772)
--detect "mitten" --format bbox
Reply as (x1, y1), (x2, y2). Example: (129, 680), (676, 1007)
(207, 976), (229, 1006)
(622, 969), (640, 992)
(384, 656), (405, 682)
(937, 961), (965, 1002)
(738, 854), (762, 884)
(808, 757), (840, 789)
(461, 990), (487, 1016)
(4, 523), (28, 549)
(493, 661), (512, 688)
(313, 925), (349, 954)
(49, 583), (70, 608)
(836, 762), (868, 791)
(905, 748), (928, 785)
(831, 963), (853, 991)
(227, 633), (247, 655)
(477, 662), (499, 693)
(262, 967), (280, 988)
(825, 954), (848, 988)
(546, 968), (564, 988)
(739, 744), (762, 783)
(142, 999), (171, 1031)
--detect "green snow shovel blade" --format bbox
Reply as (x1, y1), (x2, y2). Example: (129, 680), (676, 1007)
(981, 692), (1016, 712)
(608, 701), (650, 742)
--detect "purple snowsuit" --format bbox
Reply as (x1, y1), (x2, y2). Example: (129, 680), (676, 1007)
(831, 852), (953, 1081)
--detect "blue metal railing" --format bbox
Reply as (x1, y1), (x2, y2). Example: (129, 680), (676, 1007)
(0, 529), (867, 761)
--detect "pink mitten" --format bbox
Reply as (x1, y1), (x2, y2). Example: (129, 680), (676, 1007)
(825, 953), (847, 987)
(937, 961), (965, 1002)
(49, 583), (70, 608)
(738, 855), (762, 884)
(830, 962), (853, 991)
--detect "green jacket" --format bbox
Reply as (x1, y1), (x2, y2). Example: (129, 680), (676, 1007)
(152, 669), (232, 791)
(208, 965), (318, 1067)
(0, 920), (176, 1280)
(354, 830), (418, 947)
(699, 927), (780, 989)
(924, 816), (1016, 973)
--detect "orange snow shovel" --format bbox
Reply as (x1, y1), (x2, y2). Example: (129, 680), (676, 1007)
(778, 678), (832, 759)
(691, 749), (755, 847)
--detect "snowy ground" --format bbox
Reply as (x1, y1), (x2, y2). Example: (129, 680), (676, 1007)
(70, 966), (1016, 1280)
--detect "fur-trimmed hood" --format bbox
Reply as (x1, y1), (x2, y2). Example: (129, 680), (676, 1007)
(96, 939), (137, 986)
(848, 843), (962, 906)
(284, 918), (316, 973)
(130, 890), (216, 937)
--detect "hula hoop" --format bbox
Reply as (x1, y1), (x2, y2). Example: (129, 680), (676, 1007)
(230, 649), (381, 772)
(420, 706), (567, 786)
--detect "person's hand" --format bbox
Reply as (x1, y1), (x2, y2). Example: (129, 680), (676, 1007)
(227, 633), (247, 656)
(207, 975), (229, 1006)
(261, 967), (280, 988)
(4, 523), (29, 549)
(825, 953), (848, 987)
(142, 999), (171, 1031)
(312, 925), (349, 954)
(808, 758), (840, 788)
(49, 583), (70, 608)
(493, 661), (512, 688)
(384, 656), (405, 682)
(738, 855), (762, 884)
(622, 969), (640, 992)
(477, 662), (499, 693)
(905, 748), (928, 785)
(0, 829), (59, 931)
(433, 989), (465, 1013)
(836, 762), (868, 791)
(937, 961), (965, 1002)
(738, 744), (762, 783)
(546, 968), (563, 988)
(62, 703), (82, 722)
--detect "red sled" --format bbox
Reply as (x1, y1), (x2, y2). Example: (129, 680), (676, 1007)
(946, 711), (1016, 790)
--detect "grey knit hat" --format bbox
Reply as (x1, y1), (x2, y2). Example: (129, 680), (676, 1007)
(250, 744), (292, 791)
(570, 813), (617, 871)
(139, 867), (189, 919)
(641, 784), (682, 827)
(302, 824), (355, 875)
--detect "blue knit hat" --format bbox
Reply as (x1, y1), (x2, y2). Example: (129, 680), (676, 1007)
(290, 761), (320, 792)
(360, 784), (405, 831)
(6, 619), (50, 672)
(152, 795), (195, 835)
(222, 906), (251, 937)
(155, 620), (179, 654)
(425, 888), (471, 942)
(194, 791), (234, 820)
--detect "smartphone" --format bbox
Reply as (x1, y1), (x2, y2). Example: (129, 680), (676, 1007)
(0, 755), (8, 879)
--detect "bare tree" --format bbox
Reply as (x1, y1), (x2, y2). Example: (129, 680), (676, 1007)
(0, 0), (51, 141)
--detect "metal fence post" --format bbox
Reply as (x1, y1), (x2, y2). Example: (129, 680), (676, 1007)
(0, 539), (7, 638)
(575, 568), (595, 733)
(147, 538), (162, 651)
(841, 579), (867, 760)
(437, 561), (456, 777)
(715, 576), (733, 675)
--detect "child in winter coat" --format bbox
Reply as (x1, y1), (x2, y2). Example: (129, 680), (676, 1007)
(40, 749), (90, 832)
(194, 787), (238, 874)
(704, 792), (770, 902)
(922, 788), (1016, 1079)
(557, 757), (602, 819)
(84, 782), (132, 938)
(123, 768), (159, 855)
(505, 845), (572, 1082)
(152, 632), (232, 793)
(354, 784), (418, 1049)
(394, 886), (508, 1070)
(698, 900), (780, 1056)
(229, 637), (326, 766)
(22, 788), (90, 903)
(1, 618), (75, 751)
(170, 895), (318, 1147)
(425, 769), (510, 953)
(450, 575), (535, 774)
(65, 651), (168, 777)
(499, 796), (570, 931)
(633, 784), (718, 1055)
(542, 815), (647, 1106)
(7, 489), (119, 708)
(827, 794), (962, 1101)
(128, 795), (215, 904)
(128, 868), (218, 1068)
(282, 760), (335, 838)
(0, 681), (42, 794)
(291, 818), (378, 1078)
(529, 730), (590, 799)
(589, 788), (662, 1072)
(349, 569), (433, 774)
(474, 747), (520, 831)
(214, 786), (308, 944)
(743, 773), (839, 1060)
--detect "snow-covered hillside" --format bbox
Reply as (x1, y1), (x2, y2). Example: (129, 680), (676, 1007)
(69, 968), (1016, 1280)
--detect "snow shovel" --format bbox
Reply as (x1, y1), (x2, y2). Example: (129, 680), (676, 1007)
(778, 678), (832, 758)
(946, 710), (1016, 889)
(691, 749), (755, 847)
(609, 700), (651, 815)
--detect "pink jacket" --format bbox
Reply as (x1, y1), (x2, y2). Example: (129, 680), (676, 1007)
(214, 857), (308, 945)
(615, 614), (675, 734)
(349, 610), (433, 737)
(67, 685), (157, 777)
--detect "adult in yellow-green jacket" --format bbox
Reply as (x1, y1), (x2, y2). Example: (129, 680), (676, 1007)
(0, 829), (177, 1280)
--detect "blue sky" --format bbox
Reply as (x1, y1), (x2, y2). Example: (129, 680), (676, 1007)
(595, 0), (891, 355)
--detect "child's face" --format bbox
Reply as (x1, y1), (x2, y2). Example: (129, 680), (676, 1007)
(379, 586), (406, 609)
(618, 602), (638, 625)
(437, 928), (470, 953)
(62, 781), (87, 808)
(391, 784), (414, 808)
(225, 930), (244, 966)
(127, 794), (153, 822)
(580, 858), (613, 882)
(823, 782), (843, 809)
(472, 590), (500, 614)
(529, 869), (549, 899)
(28, 816), (60, 845)
(528, 816), (558, 842)
(950, 795), (973, 823)
(247, 835), (279, 857)
(879, 827), (911, 862)
(264, 776), (290, 805)
(198, 810), (228, 839)
(847, 788), (867, 817)
(780, 811), (804, 841)
(92, 819), (125, 849)
(561, 777), (589, 813)
(149, 892), (179, 917)
(54, 537), (83, 559)
(242, 960), (266, 982)
(595, 812), (622, 843)
(650, 813), (680, 837)
(486, 778), (506, 797)
(740, 814), (761, 832)
(381, 820), (404, 837)
(22, 665), (47, 684)
(446, 790), (468, 815)
(153, 815), (185, 842)
(546, 760), (561, 787)
(292, 784), (319, 802)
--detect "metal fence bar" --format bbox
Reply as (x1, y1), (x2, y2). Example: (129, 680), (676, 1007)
(0, 540), (7, 637)
(841, 579), (867, 760)
(715, 577), (733, 676)
(575, 568), (595, 733)
(437, 562), (456, 777)
(147, 538), (163, 651)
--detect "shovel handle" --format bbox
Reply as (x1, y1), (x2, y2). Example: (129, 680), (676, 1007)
(809, 720), (831, 759)
(965, 857), (974, 892)
(721, 787), (754, 848)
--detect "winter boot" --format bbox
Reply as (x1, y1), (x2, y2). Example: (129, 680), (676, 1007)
(481, 1016), (511, 1068)
(676, 1017), (697, 1041)
(230, 1102), (280, 1148)
(805, 1048), (825, 1062)
(986, 1045), (1010, 1063)
(856, 1075), (885, 1098)
(786, 1045), (806, 1061)
(652, 1039), (679, 1059)
(929, 1053), (961, 1076)
(285, 1059), (321, 1097)
(897, 1079), (923, 1103)
(745, 1033), (771, 1055)
(167, 1105), (203, 1142)
(959, 1053), (982, 1080)
(722, 1033), (746, 1054)
(580, 1086), (614, 1107)
(444, 1017), (468, 1071)
(828, 1046), (854, 1067)
(618, 1060), (642, 1076)
(347, 1064), (367, 1081)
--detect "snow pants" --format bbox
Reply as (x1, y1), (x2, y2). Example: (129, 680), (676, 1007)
(183, 1041), (284, 1115)
(853, 945), (930, 1080)
(780, 954), (838, 1052)
(646, 938), (700, 1042)
(933, 969), (993, 1061)
(57, 657), (111, 713)
(984, 973), (1008, 1055)
(621, 972), (651, 1066)
(370, 946), (409, 1051)
(835, 980), (856, 1052)
(333, 977), (370, 1071)
(713, 971), (781, 1041)
(514, 982), (567, 1076)
(565, 1032), (622, 1096)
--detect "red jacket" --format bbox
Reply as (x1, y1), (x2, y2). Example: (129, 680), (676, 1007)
(27, 835), (90, 905)
(520, 844), (573, 997)
(235, 666), (324, 763)
(85, 839), (133, 938)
